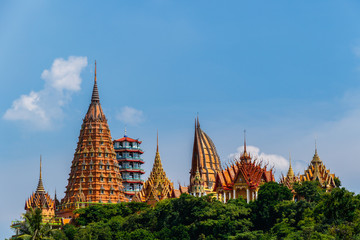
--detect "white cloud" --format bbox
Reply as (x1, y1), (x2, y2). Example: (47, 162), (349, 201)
(3, 56), (88, 129)
(41, 56), (87, 92)
(228, 145), (289, 176)
(116, 106), (144, 126)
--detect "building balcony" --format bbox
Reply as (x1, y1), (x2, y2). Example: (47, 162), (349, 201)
(119, 166), (144, 171)
(114, 146), (143, 151)
(122, 178), (144, 183)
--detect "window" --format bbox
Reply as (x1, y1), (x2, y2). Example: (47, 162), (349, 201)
(98, 153), (101, 157)
(88, 141), (91, 145)
(82, 166), (86, 170)
(89, 129), (92, 133)
(110, 190), (114, 195)
(100, 129), (103, 133)
(89, 190), (92, 194)
(106, 165), (110, 170)
(105, 153), (108, 157)
(100, 165), (103, 170)
(109, 178), (112, 182)
(83, 154), (87, 157)
(89, 177), (93, 182)
(101, 190), (104, 194)
(100, 177), (104, 182)
(91, 153), (94, 157)
(101, 142), (104, 145)
(81, 178), (84, 182)
(90, 165), (93, 170)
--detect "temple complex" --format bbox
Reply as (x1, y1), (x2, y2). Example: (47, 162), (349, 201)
(113, 130), (145, 201)
(189, 117), (222, 195)
(213, 137), (275, 203)
(133, 134), (176, 205)
(25, 157), (55, 221)
(299, 146), (336, 191)
(57, 62), (127, 218)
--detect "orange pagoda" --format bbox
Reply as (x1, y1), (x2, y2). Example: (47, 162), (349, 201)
(213, 137), (275, 203)
(57, 62), (127, 219)
(25, 157), (55, 220)
(133, 134), (176, 205)
(189, 117), (222, 195)
(299, 146), (336, 191)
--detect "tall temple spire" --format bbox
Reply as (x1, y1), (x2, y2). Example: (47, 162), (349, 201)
(287, 152), (294, 178)
(244, 130), (247, 153)
(189, 116), (222, 195)
(91, 61), (100, 103)
(156, 130), (159, 153)
(240, 130), (251, 163)
(36, 155), (45, 192)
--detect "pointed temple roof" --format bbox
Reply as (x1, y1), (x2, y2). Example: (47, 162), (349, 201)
(36, 156), (45, 192)
(280, 153), (299, 190)
(58, 62), (127, 218)
(25, 157), (55, 213)
(133, 133), (175, 205)
(240, 130), (251, 163)
(214, 138), (275, 191)
(300, 146), (336, 190)
(189, 117), (222, 193)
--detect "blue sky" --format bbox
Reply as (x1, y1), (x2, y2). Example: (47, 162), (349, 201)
(2, 0), (360, 237)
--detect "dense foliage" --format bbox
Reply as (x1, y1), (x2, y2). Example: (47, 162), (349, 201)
(12, 182), (360, 240)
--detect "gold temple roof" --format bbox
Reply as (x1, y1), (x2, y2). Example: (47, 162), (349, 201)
(300, 148), (336, 190)
(25, 157), (55, 211)
(133, 134), (175, 205)
(189, 117), (222, 193)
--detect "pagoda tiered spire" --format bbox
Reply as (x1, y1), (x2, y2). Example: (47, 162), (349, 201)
(58, 62), (127, 218)
(133, 133), (175, 205)
(25, 157), (55, 219)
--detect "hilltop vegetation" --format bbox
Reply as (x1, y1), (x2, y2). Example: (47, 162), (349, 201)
(13, 182), (360, 240)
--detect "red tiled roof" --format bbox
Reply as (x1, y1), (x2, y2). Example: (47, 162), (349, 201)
(114, 137), (142, 144)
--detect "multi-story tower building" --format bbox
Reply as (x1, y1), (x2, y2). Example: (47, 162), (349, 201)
(189, 117), (222, 195)
(113, 132), (145, 200)
(57, 63), (127, 218)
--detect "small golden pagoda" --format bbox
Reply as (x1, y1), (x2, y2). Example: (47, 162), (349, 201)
(189, 167), (205, 197)
(133, 134), (175, 205)
(25, 157), (55, 221)
(213, 136), (275, 203)
(299, 145), (336, 191)
(189, 117), (222, 195)
(279, 154), (300, 190)
(57, 62), (127, 218)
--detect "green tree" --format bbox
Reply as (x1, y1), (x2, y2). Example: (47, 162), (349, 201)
(16, 208), (54, 240)
(315, 187), (360, 225)
(251, 182), (292, 231)
(293, 181), (324, 203)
